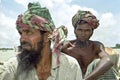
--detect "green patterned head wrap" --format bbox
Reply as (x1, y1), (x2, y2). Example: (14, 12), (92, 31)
(72, 10), (99, 29)
(16, 2), (55, 32)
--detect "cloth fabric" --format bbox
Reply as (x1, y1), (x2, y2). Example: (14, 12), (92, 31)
(84, 59), (117, 80)
(0, 52), (83, 80)
(48, 25), (68, 64)
(16, 2), (55, 32)
(109, 49), (120, 79)
(72, 10), (99, 29)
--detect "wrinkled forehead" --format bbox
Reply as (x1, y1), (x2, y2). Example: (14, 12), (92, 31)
(76, 23), (93, 30)
(17, 26), (39, 33)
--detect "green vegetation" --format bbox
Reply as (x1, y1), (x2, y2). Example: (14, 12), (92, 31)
(112, 43), (120, 49)
(0, 48), (14, 50)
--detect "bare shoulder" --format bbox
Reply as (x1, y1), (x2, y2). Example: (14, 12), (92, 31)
(93, 41), (104, 48)
(91, 41), (105, 55)
(92, 41), (110, 58)
(93, 41), (104, 47)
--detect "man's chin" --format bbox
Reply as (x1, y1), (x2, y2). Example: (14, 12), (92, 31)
(17, 48), (41, 72)
(78, 39), (86, 42)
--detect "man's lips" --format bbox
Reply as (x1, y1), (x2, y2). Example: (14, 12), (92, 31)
(21, 42), (32, 49)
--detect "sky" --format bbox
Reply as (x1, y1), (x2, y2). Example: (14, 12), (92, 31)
(0, 0), (120, 48)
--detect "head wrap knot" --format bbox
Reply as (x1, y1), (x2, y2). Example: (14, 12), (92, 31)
(72, 10), (99, 29)
(16, 2), (55, 32)
(48, 25), (68, 64)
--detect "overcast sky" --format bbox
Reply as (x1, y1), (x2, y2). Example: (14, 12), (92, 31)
(0, 0), (120, 48)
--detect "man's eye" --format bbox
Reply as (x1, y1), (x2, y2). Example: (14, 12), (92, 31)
(26, 30), (32, 35)
(77, 29), (82, 31)
(86, 30), (90, 32)
(86, 29), (92, 32)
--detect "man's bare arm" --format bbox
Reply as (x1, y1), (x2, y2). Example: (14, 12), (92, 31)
(84, 45), (114, 80)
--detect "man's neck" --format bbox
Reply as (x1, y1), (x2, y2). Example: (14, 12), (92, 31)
(38, 42), (52, 66)
(36, 42), (52, 80)
(75, 39), (90, 48)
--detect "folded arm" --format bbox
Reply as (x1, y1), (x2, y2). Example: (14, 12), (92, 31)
(84, 44), (114, 80)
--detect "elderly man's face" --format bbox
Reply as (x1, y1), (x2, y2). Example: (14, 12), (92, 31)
(18, 27), (43, 51)
(75, 23), (93, 42)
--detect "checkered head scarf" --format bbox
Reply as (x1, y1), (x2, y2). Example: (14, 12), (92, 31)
(16, 2), (55, 32)
(72, 10), (99, 29)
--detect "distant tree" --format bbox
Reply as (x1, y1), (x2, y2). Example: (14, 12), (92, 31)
(115, 43), (120, 48)
(0, 48), (13, 50)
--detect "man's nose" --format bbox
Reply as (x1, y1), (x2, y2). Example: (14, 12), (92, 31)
(20, 33), (27, 42)
(81, 31), (85, 37)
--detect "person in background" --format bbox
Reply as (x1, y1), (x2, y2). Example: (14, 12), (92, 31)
(0, 2), (83, 80)
(61, 10), (117, 80)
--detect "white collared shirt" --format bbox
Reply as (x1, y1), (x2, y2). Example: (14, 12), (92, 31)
(0, 52), (83, 80)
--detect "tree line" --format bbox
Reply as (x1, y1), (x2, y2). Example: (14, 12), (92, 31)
(0, 48), (14, 50)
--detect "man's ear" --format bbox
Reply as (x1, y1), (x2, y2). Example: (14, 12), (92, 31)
(43, 32), (51, 43)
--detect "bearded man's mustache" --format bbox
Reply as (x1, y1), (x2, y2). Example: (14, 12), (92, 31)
(20, 41), (32, 48)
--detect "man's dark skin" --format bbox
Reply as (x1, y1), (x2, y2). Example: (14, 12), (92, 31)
(61, 22), (113, 80)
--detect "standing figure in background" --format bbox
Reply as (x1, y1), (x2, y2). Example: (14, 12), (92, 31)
(62, 10), (117, 80)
